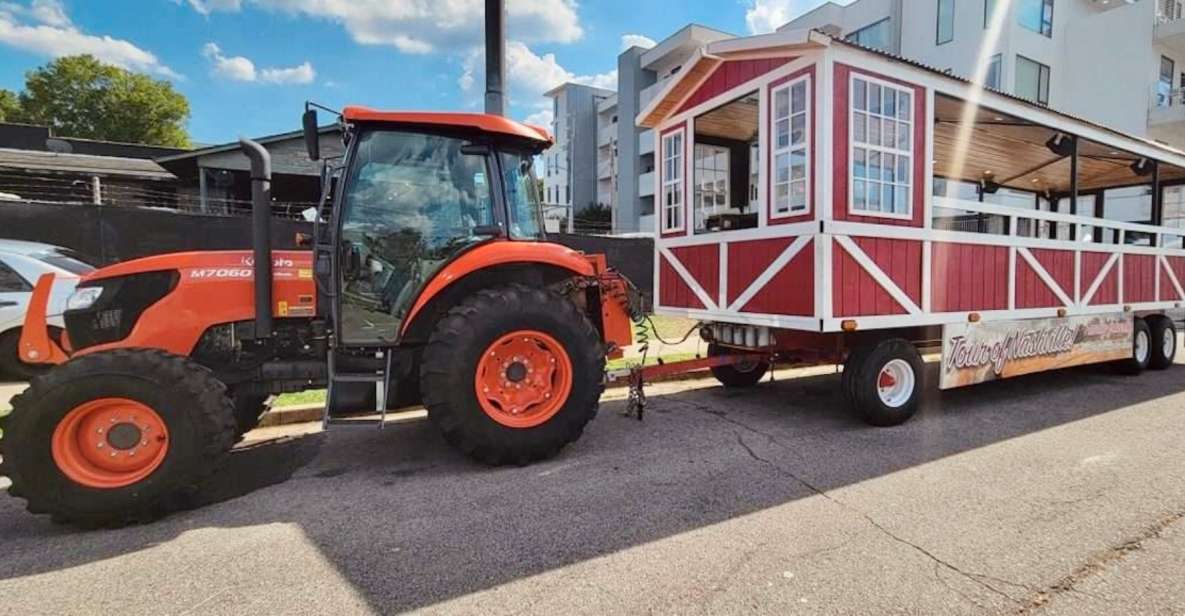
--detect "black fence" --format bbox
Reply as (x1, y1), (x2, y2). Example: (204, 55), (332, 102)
(0, 201), (655, 306)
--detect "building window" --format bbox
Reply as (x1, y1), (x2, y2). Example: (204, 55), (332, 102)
(1159, 0), (1183, 22)
(661, 129), (685, 233)
(845, 18), (892, 52)
(986, 54), (1002, 89)
(693, 144), (730, 231)
(772, 76), (811, 217)
(984, 0), (998, 27)
(1159, 56), (1176, 107)
(1015, 55), (1050, 105)
(937, 0), (955, 45)
(850, 75), (913, 217)
(1018, 0), (1053, 37)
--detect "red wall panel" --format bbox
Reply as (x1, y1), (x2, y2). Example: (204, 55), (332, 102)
(852, 237), (921, 309)
(1123, 254), (1156, 303)
(740, 240), (814, 316)
(833, 241), (908, 317)
(1015, 248), (1074, 309)
(659, 253), (706, 310)
(727, 237), (794, 306)
(675, 58), (792, 114)
(1163, 256), (1185, 301)
(1081, 252), (1118, 306)
(669, 244), (720, 303)
(930, 242), (1008, 312)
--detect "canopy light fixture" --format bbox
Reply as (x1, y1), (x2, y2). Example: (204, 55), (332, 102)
(1045, 133), (1075, 157)
(1130, 158), (1155, 177)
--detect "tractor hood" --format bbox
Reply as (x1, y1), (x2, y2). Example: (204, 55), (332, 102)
(82, 250), (314, 284)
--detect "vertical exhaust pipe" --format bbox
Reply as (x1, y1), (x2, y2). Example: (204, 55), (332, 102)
(239, 138), (273, 339)
(484, 0), (505, 116)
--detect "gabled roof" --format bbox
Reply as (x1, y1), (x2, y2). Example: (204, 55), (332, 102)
(154, 125), (339, 164)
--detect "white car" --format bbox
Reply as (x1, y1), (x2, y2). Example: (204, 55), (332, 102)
(0, 239), (96, 379)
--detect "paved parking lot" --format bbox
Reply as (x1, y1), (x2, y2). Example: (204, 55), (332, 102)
(1, 357), (1184, 615)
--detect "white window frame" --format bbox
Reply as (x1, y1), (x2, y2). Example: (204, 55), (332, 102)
(661, 128), (686, 234)
(693, 143), (730, 231)
(848, 73), (915, 221)
(771, 74), (812, 220)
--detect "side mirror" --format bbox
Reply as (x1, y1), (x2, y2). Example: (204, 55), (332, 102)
(302, 109), (320, 161)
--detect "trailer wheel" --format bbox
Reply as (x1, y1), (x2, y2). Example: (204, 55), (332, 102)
(421, 283), (605, 466)
(0, 349), (236, 528)
(708, 343), (769, 388)
(844, 339), (923, 427)
(1115, 318), (1152, 375)
(1145, 315), (1177, 370)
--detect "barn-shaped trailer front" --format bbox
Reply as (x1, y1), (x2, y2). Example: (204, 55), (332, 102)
(640, 29), (1185, 335)
(635, 29), (1185, 424)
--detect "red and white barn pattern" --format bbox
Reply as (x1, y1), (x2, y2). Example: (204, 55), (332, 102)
(643, 30), (1185, 334)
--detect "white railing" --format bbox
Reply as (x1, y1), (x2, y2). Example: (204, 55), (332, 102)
(932, 196), (1185, 252)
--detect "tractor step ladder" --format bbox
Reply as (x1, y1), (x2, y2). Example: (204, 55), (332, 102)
(322, 348), (392, 430)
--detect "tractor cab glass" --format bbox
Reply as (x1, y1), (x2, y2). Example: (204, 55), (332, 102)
(336, 129), (498, 345)
(499, 150), (544, 240)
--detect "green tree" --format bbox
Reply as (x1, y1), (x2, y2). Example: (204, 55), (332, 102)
(0, 89), (19, 122)
(16, 55), (191, 147)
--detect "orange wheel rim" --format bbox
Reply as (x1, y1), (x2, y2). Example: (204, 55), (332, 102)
(474, 330), (574, 429)
(51, 398), (169, 489)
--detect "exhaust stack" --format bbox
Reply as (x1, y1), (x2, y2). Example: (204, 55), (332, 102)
(239, 138), (273, 339)
(484, 0), (505, 116)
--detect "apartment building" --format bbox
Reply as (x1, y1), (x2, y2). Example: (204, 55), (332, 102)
(541, 82), (615, 231)
(782, 0), (1185, 146)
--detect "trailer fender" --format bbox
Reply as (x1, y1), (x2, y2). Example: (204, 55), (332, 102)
(19, 273), (69, 365)
(401, 242), (596, 337)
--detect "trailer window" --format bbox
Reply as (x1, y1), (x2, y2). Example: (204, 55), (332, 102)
(851, 76), (913, 218)
(772, 76), (810, 219)
(661, 129), (685, 233)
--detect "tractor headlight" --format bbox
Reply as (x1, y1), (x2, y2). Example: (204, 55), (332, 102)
(66, 287), (103, 311)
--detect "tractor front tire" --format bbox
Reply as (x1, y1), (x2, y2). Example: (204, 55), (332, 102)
(0, 349), (237, 528)
(421, 284), (605, 466)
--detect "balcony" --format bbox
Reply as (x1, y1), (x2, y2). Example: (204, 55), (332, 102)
(639, 129), (654, 156)
(639, 78), (668, 112)
(598, 158), (613, 180)
(1148, 89), (1185, 147)
(638, 171), (655, 197)
(1156, 12), (1185, 54)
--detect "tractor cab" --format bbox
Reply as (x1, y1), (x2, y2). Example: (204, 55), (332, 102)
(303, 107), (556, 347)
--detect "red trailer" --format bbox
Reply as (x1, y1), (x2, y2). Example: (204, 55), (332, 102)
(634, 30), (1185, 425)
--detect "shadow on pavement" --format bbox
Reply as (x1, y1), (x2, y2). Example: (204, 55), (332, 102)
(1, 362), (1182, 612)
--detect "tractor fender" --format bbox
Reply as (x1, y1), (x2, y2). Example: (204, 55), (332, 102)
(400, 242), (595, 336)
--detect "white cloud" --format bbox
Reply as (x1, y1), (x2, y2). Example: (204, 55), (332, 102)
(0, 1), (181, 78)
(182, 0), (242, 16)
(460, 40), (614, 101)
(260, 61), (314, 84)
(744, 0), (832, 35)
(524, 108), (552, 128)
(202, 42), (315, 84)
(620, 33), (655, 52)
(182, 0), (583, 54)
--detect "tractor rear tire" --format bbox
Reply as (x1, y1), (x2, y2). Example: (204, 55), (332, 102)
(0, 349), (237, 528)
(420, 283), (605, 466)
(708, 343), (769, 388)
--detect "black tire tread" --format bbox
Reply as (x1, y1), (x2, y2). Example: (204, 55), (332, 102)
(844, 338), (922, 428)
(1145, 314), (1176, 371)
(0, 349), (236, 528)
(420, 284), (604, 466)
(707, 343), (769, 388)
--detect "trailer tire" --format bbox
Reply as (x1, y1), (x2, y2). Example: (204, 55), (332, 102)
(0, 349), (236, 528)
(844, 338), (923, 427)
(1146, 315), (1177, 370)
(421, 283), (605, 466)
(708, 343), (769, 388)
(1115, 318), (1152, 375)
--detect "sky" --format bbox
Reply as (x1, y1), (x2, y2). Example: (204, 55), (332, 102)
(0, 0), (844, 146)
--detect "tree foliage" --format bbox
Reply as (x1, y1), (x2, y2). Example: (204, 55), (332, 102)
(8, 55), (191, 147)
(0, 89), (18, 122)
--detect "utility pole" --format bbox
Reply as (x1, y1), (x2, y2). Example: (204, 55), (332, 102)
(484, 0), (506, 116)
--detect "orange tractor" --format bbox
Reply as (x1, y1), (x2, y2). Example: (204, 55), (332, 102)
(0, 107), (638, 527)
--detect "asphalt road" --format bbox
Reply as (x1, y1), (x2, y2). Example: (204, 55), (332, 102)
(1, 356), (1184, 615)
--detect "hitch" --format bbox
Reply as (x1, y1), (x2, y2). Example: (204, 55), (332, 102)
(609, 352), (774, 421)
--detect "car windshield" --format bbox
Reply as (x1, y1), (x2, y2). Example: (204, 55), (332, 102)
(36, 248), (96, 275)
(499, 150), (544, 240)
